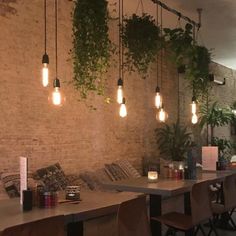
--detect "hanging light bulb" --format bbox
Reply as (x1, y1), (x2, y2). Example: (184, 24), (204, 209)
(192, 113), (198, 124)
(155, 86), (162, 109)
(42, 54), (49, 87)
(51, 78), (61, 106)
(119, 98), (127, 118)
(191, 96), (197, 114)
(117, 78), (123, 104)
(41, 0), (49, 87)
(156, 106), (168, 122)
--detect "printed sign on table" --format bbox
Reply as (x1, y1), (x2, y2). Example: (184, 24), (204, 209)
(202, 146), (218, 171)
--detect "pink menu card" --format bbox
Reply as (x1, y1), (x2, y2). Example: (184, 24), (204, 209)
(202, 146), (218, 171)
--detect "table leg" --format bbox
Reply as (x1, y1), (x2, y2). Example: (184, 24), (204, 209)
(184, 192), (194, 236)
(67, 221), (83, 236)
(150, 194), (162, 236)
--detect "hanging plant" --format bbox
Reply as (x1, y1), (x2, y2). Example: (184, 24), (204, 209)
(122, 14), (162, 78)
(72, 0), (113, 99)
(164, 23), (211, 97)
(186, 45), (211, 97)
(164, 23), (193, 68)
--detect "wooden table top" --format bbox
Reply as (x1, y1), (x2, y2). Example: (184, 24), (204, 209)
(103, 171), (232, 197)
(0, 191), (140, 234)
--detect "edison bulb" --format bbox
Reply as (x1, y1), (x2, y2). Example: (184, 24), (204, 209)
(119, 103), (127, 118)
(42, 63), (49, 87)
(155, 92), (162, 109)
(117, 86), (123, 104)
(191, 113), (198, 124)
(191, 101), (197, 114)
(52, 87), (61, 106)
(157, 108), (167, 122)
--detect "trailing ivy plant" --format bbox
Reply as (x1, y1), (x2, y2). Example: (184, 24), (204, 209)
(164, 23), (193, 67)
(164, 23), (211, 98)
(122, 14), (162, 78)
(72, 0), (113, 99)
(186, 45), (211, 97)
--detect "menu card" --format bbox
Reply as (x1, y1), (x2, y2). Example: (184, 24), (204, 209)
(202, 146), (218, 171)
(20, 157), (28, 205)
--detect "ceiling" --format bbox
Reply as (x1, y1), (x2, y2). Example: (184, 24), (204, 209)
(109, 0), (236, 70)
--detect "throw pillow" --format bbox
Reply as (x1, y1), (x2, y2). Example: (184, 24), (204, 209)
(36, 163), (67, 191)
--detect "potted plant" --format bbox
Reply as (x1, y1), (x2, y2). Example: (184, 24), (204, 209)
(122, 14), (162, 78)
(199, 101), (233, 144)
(164, 24), (211, 98)
(199, 101), (234, 169)
(155, 122), (193, 162)
(164, 23), (193, 70)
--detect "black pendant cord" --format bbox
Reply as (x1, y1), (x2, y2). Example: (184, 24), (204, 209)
(118, 0), (121, 80)
(44, 0), (47, 54)
(177, 73), (180, 122)
(121, 0), (124, 82)
(55, 0), (58, 78)
(156, 3), (159, 88)
(160, 6), (163, 91)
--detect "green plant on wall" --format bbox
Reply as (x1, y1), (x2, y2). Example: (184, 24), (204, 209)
(155, 122), (193, 161)
(122, 14), (162, 78)
(72, 0), (113, 99)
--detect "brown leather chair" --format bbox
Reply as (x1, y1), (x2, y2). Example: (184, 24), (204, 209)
(117, 196), (151, 236)
(2, 215), (65, 236)
(152, 181), (217, 236)
(210, 173), (236, 233)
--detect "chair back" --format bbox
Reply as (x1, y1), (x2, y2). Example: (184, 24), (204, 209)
(191, 181), (212, 225)
(222, 173), (236, 210)
(2, 215), (65, 236)
(117, 196), (151, 236)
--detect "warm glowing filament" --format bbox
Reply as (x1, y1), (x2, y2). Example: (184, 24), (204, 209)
(191, 113), (198, 124)
(52, 87), (61, 106)
(119, 103), (127, 118)
(191, 101), (197, 114)
(155, 92), (162, 109)
(117, 86), (123, 104)
(157, 108), (167, 122)
(42, 63), (49, 87)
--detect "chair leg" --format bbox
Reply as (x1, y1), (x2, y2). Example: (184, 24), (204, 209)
(208, 219), (219, 236)
(194, 225), (200, 236)
(230, 208), (235, 216)
(199, 225), (207, 236)
(226, 212), (236, 230)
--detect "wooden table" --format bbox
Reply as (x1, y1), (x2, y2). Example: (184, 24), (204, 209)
(103, 171), (232, 236)
(0, 191), (140, 236)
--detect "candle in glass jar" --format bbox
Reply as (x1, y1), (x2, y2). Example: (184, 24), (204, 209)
(148, 171), (158, 182)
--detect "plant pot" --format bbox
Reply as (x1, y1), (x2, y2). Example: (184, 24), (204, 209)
(177, 65), (186, 74)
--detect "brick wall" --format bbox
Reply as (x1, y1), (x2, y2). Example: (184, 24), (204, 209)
(0, 0), (178, 174)
(0, 0), (235, 174)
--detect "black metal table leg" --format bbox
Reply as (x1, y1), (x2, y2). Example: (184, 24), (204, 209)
(150, 194), (162, 236)
(67, 221), (83, 236)
(184, 192), (194, 236)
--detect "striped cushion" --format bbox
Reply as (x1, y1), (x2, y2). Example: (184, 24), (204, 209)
(114, 160), (141, 178)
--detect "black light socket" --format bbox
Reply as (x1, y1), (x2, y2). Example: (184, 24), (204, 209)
(155, 86), (160, 93)
(117, 78), (123, 86)
(122, 97), (126, 104)
(53, 78), (60, 88)
(42, 53), (49, 64)
(192, 96), (197, 102)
